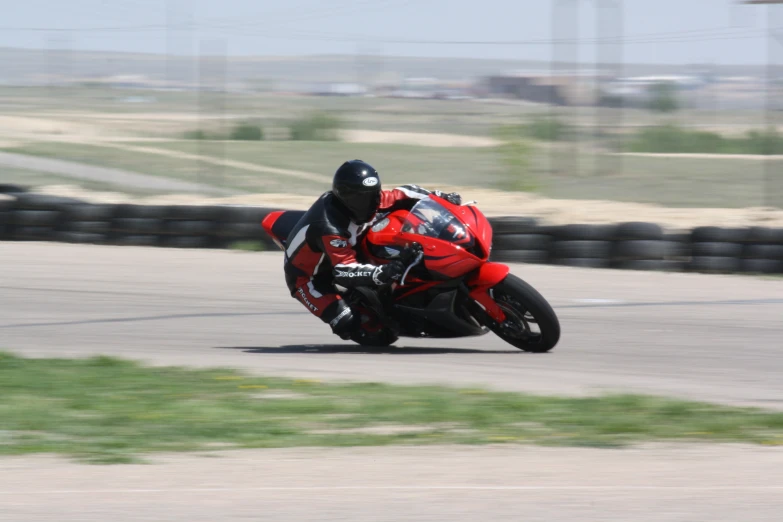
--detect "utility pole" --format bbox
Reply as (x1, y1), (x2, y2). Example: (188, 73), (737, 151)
(743, 0), (783, 208)
(551, 0), (580, 178)
(595, 0), (624, 177)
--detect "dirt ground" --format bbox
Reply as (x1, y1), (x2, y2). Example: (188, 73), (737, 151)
(4, 112), (783, 228)
(2, 445), (782, 521)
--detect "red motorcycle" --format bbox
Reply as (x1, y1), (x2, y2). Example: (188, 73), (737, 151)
(262, 195), (560, 352)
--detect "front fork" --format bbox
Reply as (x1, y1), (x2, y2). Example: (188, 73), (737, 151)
(466, 263), (509, 324)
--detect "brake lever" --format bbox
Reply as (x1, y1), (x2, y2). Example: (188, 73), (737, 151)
(400, 250), (425, 287)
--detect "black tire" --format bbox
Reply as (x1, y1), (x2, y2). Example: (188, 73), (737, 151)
(691, 242), (743, 258)
(489, 216), (539, 235)
(548, 224), (618, 241)
(12, 226), (54, 240)
(166, 205), (224, 221)
(491, 249), (550, 264)
(10, 210), (60, 227)
(743, 244), (783, 260)
(57, 232), (106, 244)
(163, 236), (211, 249)
(613, 240), (666, 261)
(664, 236), (692, 259)
(613, 222), (664, 241)
(551, 240), (612, 260)
(112, 218), (163, 235)
(0, 184), (27, 194)
(115, 235), (160, 247)
(747, 227), (783, 245)
(616, 260), (685, 272)
(688, 256), (741, 274)
(66, 221), (111, 234)
(221, 206), (276, 224)
(165, 220), (215, 236)
(691, 226), (747, 244)
(215, 221), (266, 239)
(488, 274), (560, 352)
(12, 194), (81, 210)
(0, 195), (15, 211)
(114, 204), (168, 219)
(742, 258), (783, 274)
(64, 204), (116, 222)
(493, 233), (551, 251)
(0, 210), (10, 225)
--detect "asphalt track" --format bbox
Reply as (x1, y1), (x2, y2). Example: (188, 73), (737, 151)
(2, 242), (783, 408)
(2, 242), (783, 521)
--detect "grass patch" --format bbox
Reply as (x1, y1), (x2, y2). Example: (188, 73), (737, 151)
(2, 352), (783, 463)
(183, 122), (265, 141)
(229, 122), (264, 141)
(626, 124), (783, 155)
(289, 112), (342, 141)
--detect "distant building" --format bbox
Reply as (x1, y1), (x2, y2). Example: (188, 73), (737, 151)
(311, 83), (367, 96)
(482, 71), (596, 106)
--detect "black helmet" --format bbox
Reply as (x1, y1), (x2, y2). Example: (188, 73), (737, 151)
(332, 160), (382, 223)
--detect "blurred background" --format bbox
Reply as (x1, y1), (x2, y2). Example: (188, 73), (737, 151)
(1, 0), (782, 215)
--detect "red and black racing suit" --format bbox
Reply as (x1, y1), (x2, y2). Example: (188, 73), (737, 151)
(283, 184), (436, 334)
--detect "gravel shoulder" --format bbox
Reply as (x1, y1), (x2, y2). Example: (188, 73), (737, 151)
(2, 445), (782, 521)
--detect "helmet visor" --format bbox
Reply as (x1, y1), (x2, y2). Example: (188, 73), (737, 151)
(340, 189), (381, 223)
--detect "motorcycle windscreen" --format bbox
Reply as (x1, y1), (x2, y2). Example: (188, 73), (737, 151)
(401, 199), (475, 249)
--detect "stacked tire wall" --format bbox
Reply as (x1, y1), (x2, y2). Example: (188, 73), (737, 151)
(1, 191), (782, 275)
(490, 217), (782, 275)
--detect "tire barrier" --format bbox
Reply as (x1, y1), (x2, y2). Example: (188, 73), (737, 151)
(0, 193), (781, 275)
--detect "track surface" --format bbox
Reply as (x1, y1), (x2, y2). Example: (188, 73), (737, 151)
(3, 242), (783, 408)
(2, 242), (783, 522)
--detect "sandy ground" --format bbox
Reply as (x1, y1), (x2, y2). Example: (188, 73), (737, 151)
(3, 113), (783, 227)
(341, 129), (500, 147)
(1, 445), (782, 522)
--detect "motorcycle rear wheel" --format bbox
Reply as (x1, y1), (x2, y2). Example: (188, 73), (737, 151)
(489, 274), (560, 352)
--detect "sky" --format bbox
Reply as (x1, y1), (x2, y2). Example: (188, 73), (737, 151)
(0, 0), (776, 65)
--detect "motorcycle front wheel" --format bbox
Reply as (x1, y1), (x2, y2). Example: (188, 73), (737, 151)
(488, 274), (560, 352)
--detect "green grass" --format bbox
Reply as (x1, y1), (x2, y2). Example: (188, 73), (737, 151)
(0, 140), (507, 194)
(2, 352), (783, 464)
(3, 139), (775, 207)
(626, 125), (783, 155)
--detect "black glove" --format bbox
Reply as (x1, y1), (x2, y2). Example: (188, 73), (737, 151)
(433, 190), (462, 206)
(400, 242), (423, 266)
(372, 261), (405, 286)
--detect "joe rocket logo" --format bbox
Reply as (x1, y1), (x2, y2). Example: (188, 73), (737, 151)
(362, 177), (379, 187)
(330, 238), (348, 248)
(297, 288), (319, 312)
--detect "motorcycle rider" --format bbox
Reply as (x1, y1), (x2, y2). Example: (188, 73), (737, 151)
(284, 159), (462, 341)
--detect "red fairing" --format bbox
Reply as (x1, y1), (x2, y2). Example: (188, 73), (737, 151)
(466, 262), (509, 323)
(432, 196), (493, 261)
(261, 211), (286, 250)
